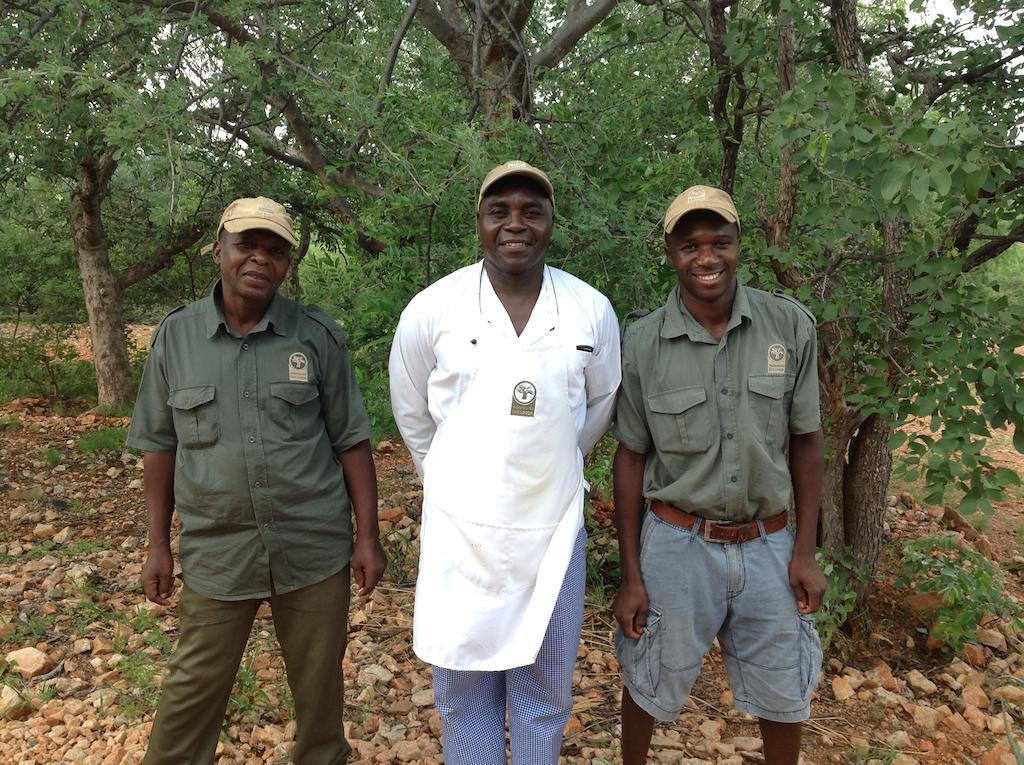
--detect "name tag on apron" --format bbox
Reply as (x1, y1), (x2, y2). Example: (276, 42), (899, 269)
(510, 380), (537, 417)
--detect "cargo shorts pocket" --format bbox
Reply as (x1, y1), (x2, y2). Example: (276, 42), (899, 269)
(168, 385), (218, 448)
(619, 607), (663, 698)
(647, 386), (711, 455)
(799, 614), (823, 700)
(747, 375), (794, 444)
(269, 382), (321, 441)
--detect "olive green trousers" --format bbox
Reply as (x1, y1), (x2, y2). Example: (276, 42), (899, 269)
(142, 569), (351, 765)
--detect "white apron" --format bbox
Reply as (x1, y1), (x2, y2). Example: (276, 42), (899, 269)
(413, 287), (585, 671)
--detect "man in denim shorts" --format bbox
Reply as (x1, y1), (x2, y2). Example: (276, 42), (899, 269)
(612, 186), (826, 765)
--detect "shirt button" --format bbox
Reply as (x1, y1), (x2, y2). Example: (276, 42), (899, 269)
(730, 476), (738, 483)
(244, 391), (251, 398)
(254, 481), (261, 488)
(262, 523), (270, 530)
(248, 435), (255, 443)
(242, 343), (249, 350)
(721, 388), (728, 395)
(726, 433), (734, 439)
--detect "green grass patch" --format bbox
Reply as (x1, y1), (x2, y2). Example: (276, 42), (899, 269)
(0, 416), (19, 430)
(114, 653), (164, 717)
(0, 538), (113, 564)
(76, 426), (130, 454)
(42, 447), (61, 467)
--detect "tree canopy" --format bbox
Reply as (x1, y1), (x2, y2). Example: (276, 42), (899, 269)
(2, 0), (1023, 591)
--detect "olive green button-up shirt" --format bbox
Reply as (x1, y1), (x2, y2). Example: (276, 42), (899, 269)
(127, 284), (371, 600)
(614, 284), (820, 521)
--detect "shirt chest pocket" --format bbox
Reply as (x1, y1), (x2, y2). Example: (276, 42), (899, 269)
(168, 385), (219, 449)
(747, 374), (794, 444)
(647, 386), (711, 455)
(268, 382), (322, 442)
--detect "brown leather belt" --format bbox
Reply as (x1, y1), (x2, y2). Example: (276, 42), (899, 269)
(649, 500), (788, 544)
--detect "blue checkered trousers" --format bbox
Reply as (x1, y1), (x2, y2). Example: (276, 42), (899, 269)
(431, 526), (587, 765)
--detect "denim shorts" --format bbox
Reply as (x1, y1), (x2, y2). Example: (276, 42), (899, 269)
(616, 510), (822, 723)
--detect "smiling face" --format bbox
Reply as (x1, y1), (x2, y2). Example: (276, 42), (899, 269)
(213, 228), (292, 308)
(665, 210), (740, 309)
(477, 176), (553, 282)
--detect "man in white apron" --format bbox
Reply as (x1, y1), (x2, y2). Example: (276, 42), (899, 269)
(389, 161), (620, 764)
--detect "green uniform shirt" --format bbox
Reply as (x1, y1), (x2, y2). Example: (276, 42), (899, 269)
(127, 283), (372, 600)
(615, 283), (820, 521)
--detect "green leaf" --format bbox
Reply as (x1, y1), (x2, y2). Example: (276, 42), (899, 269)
(929, 164), (952, 196)
(911, 168), (931, 202)
(880, 161), (910, 202)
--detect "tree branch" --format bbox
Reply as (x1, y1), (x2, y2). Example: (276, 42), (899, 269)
(117, 225), (207, 288)
(532, 0), (620, 71)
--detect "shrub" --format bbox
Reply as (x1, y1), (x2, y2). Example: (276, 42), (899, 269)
(896, 534), (1023, 652)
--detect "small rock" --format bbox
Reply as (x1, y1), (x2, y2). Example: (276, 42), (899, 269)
(963, 643), (989, 668)
(52, 527), (73, 544)
(32, 523), (56, 540)
(832, 676), (855, 701)
(963, 704), (988, 730)
(866, 660), (899, 692)
(977, 628), (1007, 652)
(994, 684), (1024, 704)
(411, 689), (434, 707)
(888, 730), (913, 748)
(963, 685), (991, 709)
(974, 535), (995, 559)
(0, 684), (25, 717)
(905, 669), (937, 695)
(911, 704), (943, 731)
(723, 737), (761, 752)
(4, 647), (54, 679)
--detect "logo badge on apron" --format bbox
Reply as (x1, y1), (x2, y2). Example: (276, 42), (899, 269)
(767, 343), (787, 374)
(288, 352), (309, 382)
(510, 380), (537, 417)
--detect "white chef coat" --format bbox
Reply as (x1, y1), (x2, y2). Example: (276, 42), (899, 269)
(389, 261), (621, 480)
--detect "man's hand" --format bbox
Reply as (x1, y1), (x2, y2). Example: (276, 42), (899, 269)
(789, 551), (827, 614)
(351, 537), (387, 597)
(613, 579), (650, 639)
(142, 544), (176, 605)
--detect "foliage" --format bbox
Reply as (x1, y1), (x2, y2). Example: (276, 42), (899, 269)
(584, 434), (616, 503)
(76, 427), (128, 454)
(0, 325), (95, 403)
(814, 549), (866, 652)
(895, 535), (1024, 652)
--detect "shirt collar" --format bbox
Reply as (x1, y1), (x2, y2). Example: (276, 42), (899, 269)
(205, 281), (288, 338)
(660, 282), (752, 341)
(477, 261), (555, 341)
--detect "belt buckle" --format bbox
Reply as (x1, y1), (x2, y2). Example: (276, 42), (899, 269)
(703, 520), (723, 544)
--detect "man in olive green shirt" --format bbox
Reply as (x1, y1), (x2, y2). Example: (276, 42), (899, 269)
(613, 186), (825, 765)
(128, 196), (386, 765)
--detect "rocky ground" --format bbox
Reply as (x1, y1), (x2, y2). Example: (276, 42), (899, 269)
(1, 399), (1023, 765)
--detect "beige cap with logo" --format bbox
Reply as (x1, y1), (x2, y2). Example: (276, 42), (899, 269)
(217, 196), (297, 246)
(663, 185), (740, 235)
(477, 160), (555, 211)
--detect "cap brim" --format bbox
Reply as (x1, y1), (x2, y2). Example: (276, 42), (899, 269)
(222, 218), (297, 247)
(477, 170), (555, 211)
(665, 205), (740, 235)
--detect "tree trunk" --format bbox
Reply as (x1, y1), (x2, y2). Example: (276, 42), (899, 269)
(69, 153), (135, 409)
(843, 414), (892, 582)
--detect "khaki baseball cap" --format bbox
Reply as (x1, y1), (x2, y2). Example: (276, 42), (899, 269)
(477, 160), (555, 211)
(217, 196), (297, 246)
(663, 185), (740, 235)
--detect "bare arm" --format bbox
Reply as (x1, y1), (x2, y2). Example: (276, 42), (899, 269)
(788, 429), (826, 614)
(141, 451), (176, 605)
(338, 440), (386, 596)
(612, 443), (650, 639)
